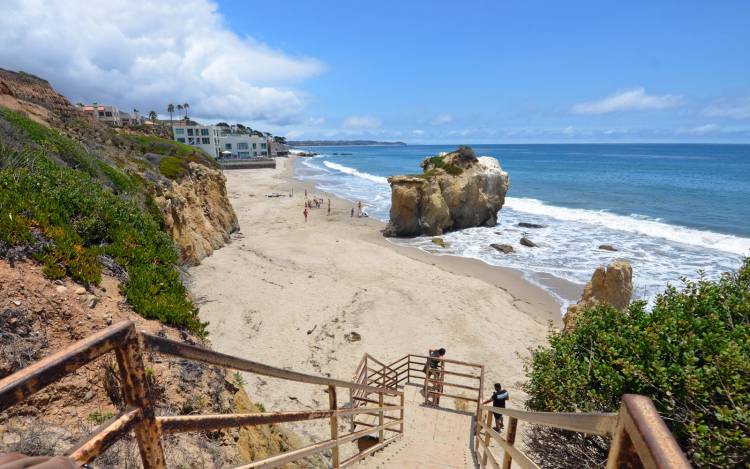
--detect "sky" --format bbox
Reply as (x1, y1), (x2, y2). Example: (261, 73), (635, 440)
(1, 0), (749, 143)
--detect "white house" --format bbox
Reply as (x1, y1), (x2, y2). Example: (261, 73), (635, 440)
(172, 123), (271, 159)
(172, 124), (219, 157)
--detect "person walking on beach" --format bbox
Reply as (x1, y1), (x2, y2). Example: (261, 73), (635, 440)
(303, 207), (308, 222)
(351, 207), (354, 218)
(482, 383), (509, 432)
(327, 198), (331, 216)
(423, 348), (446, 405)
(357, 201), (362, 217)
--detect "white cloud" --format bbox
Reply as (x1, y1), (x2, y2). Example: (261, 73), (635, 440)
(703, 98), (750, 119)
(412, 129), (425, 135)
(342, 115), (382, 129)
(430, 113), (453, 125)
(0, 0), (324, 125)
(571, 88), (683, 115)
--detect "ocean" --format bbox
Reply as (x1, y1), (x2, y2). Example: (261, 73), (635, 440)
(295, 144), (750, 309)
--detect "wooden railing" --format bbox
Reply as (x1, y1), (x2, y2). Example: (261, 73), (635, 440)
(0, 321), (403, 468)
(476, 395), (692, 469)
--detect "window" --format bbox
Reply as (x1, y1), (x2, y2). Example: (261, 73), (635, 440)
(237, 142), (249, 150)
(225, 143), (232, 150)
(261, 143), (267, 149)
(238, 151), (250, 157)
(260, 151), (267, 156)
(253, 151), (258, 156)
(105, 111), (112, 117)
(188, 137), (195, 145)
(201, 137), (210, 144)
(252, 143), (257, 149)
(187, 128), (194, 136)
(98, 111), (105, 117)
(201, 128), (209, 136)
(177, 137), (186, 143)
(175, 128), (185, 135)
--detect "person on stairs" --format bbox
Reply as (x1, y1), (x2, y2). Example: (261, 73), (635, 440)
(483, 383), (509, 432)
(423, 348), (446, 405)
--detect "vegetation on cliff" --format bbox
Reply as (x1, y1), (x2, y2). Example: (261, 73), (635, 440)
(0, 142), (206, 334)
(523, 259), (750, 468)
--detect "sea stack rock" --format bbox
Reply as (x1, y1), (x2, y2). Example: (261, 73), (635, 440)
(564, 261), (633, 331)
(383, 146), (509, 237)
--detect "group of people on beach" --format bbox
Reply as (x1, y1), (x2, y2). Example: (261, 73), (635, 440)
(302, 189), (330, 222)
(424, 347), (509, 432)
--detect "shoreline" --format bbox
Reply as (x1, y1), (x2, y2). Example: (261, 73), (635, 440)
(287, 155), (568, 321)
(189, 156), (562, 444)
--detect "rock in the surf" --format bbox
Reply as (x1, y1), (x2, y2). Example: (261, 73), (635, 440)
(564, 261), (633, 331)
(383, 146), (509, 237)
(598, 244), (618, 252)
(491, 243), (514, 254)
(517, 222), (545, 229)
(520, 237), (537, 247)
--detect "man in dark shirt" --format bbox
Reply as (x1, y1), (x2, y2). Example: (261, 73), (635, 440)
(423, 348), (446, 405)
(482, 382), (509, 432)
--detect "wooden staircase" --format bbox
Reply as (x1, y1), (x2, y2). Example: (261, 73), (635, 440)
(0, 321), (692, 468)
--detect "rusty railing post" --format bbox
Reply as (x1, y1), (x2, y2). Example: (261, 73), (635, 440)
(501, 417), (517, 469)
(406, 355), (411, 385)
(399, 391), (405, 434)
(481, 408), (492, 467)
(378, 392), (385, 444)
(114, 326), (165, 469)
(476, 364), (485, 450)
(328, 385), (340, 468)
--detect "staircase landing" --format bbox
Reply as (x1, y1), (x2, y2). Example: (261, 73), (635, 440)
(353, 385), (478, 468)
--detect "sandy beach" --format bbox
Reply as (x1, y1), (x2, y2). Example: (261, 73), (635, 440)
(189, 156), (562, 442)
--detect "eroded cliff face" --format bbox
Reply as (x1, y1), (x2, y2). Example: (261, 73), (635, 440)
(152, 162), (239, 265)
(384, 149), (509, 237)
(564, 261), (633, 330)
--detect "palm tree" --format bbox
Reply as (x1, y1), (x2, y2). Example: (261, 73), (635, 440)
(177, 104), (183, 120)
(183, 103), (190, 120)
(148, 111), (157, 122)
(167, 103), (174, 125)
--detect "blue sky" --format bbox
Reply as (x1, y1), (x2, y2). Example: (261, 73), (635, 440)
(1, 1), (749, 142)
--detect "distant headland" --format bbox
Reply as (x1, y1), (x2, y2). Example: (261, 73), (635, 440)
(288, 139), (406, 147)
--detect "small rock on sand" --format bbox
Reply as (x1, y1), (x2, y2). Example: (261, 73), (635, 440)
(74, 287), (86, 295)
(55, 285), (67, 294)
(520, 237), (537, 247)
(490, 243), (514, 254)
(344, 331), (362, 342)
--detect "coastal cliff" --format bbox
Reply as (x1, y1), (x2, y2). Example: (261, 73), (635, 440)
(384, 146), (509, 237)
(0, 68), (238, 264)
(153, 162), (239, 265)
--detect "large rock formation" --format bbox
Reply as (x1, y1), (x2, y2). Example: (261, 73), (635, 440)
(152, 163), (239, 265)
(384, 147), (509, 237)
(564, 261), (633, 330)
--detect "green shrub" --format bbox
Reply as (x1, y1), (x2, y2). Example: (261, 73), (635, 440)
(123, 134), (218, 169)
(1, 107), (137, 194)
(159, 156), (185, 179)
(87, 410), (115, 425)
(523, 259), (750, 468)
(0, 145), (207, 335)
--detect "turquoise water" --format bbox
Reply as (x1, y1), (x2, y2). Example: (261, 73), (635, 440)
(296, 144), (750, 307)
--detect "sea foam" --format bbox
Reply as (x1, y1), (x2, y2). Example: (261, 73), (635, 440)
(505, 197), (750, 256)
